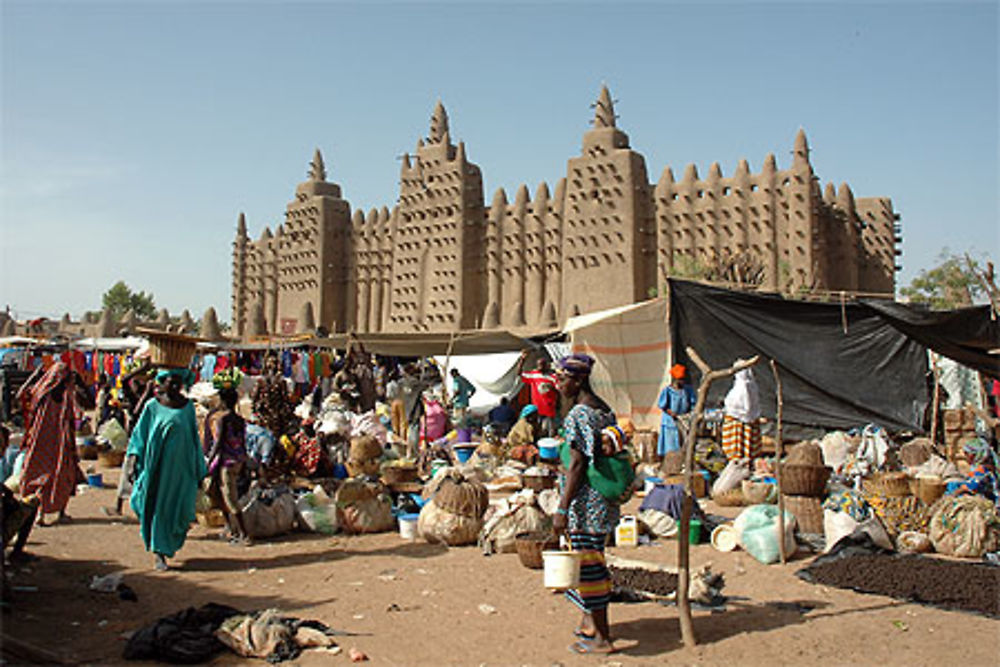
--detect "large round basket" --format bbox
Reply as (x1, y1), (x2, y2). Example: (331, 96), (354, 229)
(98, 449), (126, 468)
(786, 441), (825, 467)
(434, 475), (489, 519)
(782, 494), (824, 534)
(712, 488), (744, 507)
(910, 476), (945, 505)
(780, 464), (831, 497)
(866, 472), (911, 498)
(515, 532), (560, 569)
(136, 327), (199, 368)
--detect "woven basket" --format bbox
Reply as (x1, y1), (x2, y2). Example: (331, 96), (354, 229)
(98, 449), (126, 467)
(910, 477), (945, 505)
(780, 464), (830, 497)
(522, 474), (556, 492)
(434, 476), (489, 518)
(382, 465), (418, 486)
(196, 509), (226, 528)
(782, 494), (824, 534)
(899, 440), (933, 468)
(713, 488), (744, 507)
(515, 532), (560, 569)
(137, 328), (198, 368)
(869, 472), (912, 498)
(786, 441), (825, 466)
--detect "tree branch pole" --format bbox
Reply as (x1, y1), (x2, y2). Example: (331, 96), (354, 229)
(770, 359), (786, 565)
(929, 353), (942, 455)
(676, 347), (760, 648)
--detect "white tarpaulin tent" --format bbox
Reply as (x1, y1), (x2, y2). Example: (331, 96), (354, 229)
(563, 298), (672, 431)
(433, 351), (523, 415)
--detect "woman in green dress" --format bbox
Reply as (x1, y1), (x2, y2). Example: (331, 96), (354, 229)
(128, 368), (206, 571)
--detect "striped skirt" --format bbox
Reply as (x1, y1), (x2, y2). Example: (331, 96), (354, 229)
(565, 532), (611, 613)
(721, 415), (761, 461)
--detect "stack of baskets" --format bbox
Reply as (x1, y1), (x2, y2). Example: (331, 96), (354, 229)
(780, 442), (830, 535)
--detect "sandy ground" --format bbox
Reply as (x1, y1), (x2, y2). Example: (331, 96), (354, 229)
(3, 460), (999, 667)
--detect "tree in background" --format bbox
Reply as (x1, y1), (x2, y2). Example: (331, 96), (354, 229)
(899, 249), (993, 310)
(102, 281), (156, 321)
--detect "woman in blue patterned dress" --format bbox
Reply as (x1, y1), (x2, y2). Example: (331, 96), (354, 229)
(551, 354), (620, 655)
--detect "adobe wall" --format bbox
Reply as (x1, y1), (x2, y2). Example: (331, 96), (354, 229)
(231, 86), (899, 338)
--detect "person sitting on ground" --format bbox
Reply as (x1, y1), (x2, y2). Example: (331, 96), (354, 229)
(488, 397), (518, 436)
(2, 486), (38, 563)
(129, 368), (207, 571)
(203, 370), (251, 545)
(507, 404), (541, 465)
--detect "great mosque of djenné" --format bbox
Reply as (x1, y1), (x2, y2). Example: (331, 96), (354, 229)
(231, 86), (899, 338)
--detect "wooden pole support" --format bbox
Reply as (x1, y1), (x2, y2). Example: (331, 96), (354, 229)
(676, 348), (759, 648)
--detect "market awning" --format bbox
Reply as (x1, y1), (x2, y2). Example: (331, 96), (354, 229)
(220, 329), (533, 356)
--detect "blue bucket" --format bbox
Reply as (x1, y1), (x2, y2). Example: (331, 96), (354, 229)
(332, 463), (348, 479)
(87, 473), (103, 488)
(453, 445), (476, 464)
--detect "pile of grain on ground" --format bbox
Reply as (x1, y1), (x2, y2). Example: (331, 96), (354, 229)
(800, 552), (1000, 617)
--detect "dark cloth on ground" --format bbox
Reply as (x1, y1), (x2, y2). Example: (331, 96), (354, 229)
(123, 602), (240, 663)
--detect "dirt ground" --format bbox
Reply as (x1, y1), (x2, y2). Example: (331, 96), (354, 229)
(4, 460), (999, 666)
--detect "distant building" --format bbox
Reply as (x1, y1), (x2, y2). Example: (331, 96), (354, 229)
(231, 86), (899, 337)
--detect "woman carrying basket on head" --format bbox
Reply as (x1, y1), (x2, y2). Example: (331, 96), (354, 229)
(551, 354), (622, 655)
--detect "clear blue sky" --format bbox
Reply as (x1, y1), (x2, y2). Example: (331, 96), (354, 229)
(2, 1), (997, 322)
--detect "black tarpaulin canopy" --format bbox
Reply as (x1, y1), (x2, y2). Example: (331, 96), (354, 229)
(219, 329), (533, 356)
(668, 279), (931, 433)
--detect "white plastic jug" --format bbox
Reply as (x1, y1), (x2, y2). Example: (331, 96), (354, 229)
(542, 550), (583, 590)
(615, 515), (639, 547)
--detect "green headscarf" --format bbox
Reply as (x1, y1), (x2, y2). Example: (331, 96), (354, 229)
(155, 368), (196, 389)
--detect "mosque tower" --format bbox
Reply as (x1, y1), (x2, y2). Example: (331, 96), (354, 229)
(386, 101), (486, 332)
(560, 85), (655, 317)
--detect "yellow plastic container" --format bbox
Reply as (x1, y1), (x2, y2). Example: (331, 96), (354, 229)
(615, 515), (639, 547)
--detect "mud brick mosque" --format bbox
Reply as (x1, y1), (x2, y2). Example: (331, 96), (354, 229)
(231, 86), (899, 338)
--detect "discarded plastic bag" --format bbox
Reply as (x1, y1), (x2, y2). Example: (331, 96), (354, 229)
(823, 508), (893, 553)
(98, 419), (128, 451)
(296, 490), (339, 535)
(241, 485), (297, 539)
(712, 459), (750, 497)
(734, 505), (797, 564)
(638, 508), (678, 538)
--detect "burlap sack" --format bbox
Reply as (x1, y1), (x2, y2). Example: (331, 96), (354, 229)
(928, 495), (1000, 558)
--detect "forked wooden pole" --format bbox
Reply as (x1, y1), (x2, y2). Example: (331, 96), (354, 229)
(770, 359), (786, 564)
(676, 347), (759, 648)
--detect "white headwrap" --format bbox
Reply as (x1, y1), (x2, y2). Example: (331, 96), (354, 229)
(723, 367), (760, 422)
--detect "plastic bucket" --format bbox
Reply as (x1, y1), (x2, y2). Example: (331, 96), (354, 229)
(398, 513), (420, 540)
(542, 550), (583, 590)
(644, 477), (663, 494)
(87, 473), (103, 488)
(430, 459), (449, 477)
(453, 445), (476, 464)
(711, 524), (738, 552)
(688, 519), (702, 544)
